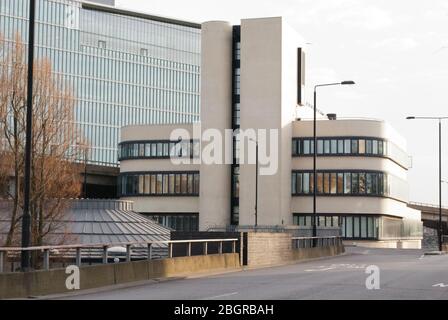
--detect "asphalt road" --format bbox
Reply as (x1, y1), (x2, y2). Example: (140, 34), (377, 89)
(54, 247), (448, 300)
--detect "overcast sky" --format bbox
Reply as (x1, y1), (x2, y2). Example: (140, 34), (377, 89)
(117, 0), (448, 205)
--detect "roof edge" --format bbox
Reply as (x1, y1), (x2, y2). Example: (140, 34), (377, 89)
(82, 1), (202, 29)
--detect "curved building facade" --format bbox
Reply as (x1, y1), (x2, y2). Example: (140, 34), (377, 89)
(118, 124), (200, 231)
(291, 119), (422, 248)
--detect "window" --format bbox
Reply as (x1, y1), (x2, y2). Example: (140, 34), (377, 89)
(187, 174), (194, 194)
(354, 216), (360, 238)
(378, 140), (384, 155)
(351, 140), (358, 153)
(294, 215), (379, 239)
(292, 172), (297, 194)
(344, 173), (351, 194)
(366, 140), (372, 154)
(344, 139), (351, 154)
(317, 173), (324, 194)
(194, 173), (200, 194)
(317, 140), (324, 154)
(366, 173), (372, 194)
(169, 174), (175, 194)
(372, 140), (378, 155)
(358, 139), (365, 154)
(330, 173), (337, 194)
(293, 170), (388, 196)
(359, 173), (366, 194)
(144, 175), (150, 194)
(163, 175), (169, 194)
(297, 173), (303, 194)
(309, 173), (314, 193)
(181, 174), (188, 194)
(352, 173), (359, 194)
(346, 217), (353, 238)
(303, 140), (310, 155)
(292, 140), (298, 155)
(331, 140), (337, 154)
(151, 175), (156, 194)
(119, 172), (199, 196)
(338, 140), (344, 154)
(337, 173), (344, 194)
(146, 214), (199, 232)
(156, 174), (163, 194)
(324, 173), (330, 194)
(303, 173), (309, 194)
(119, 140), (196, 160)
(324, 140), (330, 154)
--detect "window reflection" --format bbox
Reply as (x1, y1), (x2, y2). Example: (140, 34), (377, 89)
(292, 137), (389, 158)
(292, 170), (388, 197)
(119, 140), (198, 160)
(119, 172), (199, 196)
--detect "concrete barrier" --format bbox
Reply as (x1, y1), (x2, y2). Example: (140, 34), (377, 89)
(0, 253), (240, 299)
(291, 244), (345, 261)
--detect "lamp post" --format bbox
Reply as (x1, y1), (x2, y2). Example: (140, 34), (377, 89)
(441, 180), (448, 239)
(21, 0), (36, 271)
(313, 81), (355, 241)
(406, 116), (448, 252)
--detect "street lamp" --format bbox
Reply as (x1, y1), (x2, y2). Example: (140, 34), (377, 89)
(313, 81), (355, 241)
(406, 116), (448, 252)
(21, 0), (36, 271)
(249, 137), (259, 229)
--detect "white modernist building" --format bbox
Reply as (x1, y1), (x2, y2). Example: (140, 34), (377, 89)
(118, 17), (422, 248)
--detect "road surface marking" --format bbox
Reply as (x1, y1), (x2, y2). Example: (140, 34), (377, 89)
(305, 267), (336, 272)
(203, 292), (239, 300)
(432, 283), (448, 288)
(418, 255), (425, 260)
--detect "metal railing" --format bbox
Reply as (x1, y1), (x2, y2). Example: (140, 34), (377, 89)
(408, 201), (448, 211)
(291, 236), (342, 249)
(0, 238), (238, 273)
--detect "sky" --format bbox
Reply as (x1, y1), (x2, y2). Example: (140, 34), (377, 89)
(116, 0), (448, 205)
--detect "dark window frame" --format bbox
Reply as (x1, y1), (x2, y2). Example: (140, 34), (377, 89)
(119, 171), (200, 197)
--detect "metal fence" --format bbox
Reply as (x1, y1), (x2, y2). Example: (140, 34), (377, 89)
(292, 236), (343, 249)
(0, 238), (238, 273)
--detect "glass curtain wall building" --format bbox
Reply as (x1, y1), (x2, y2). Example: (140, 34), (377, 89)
(0, 0), (201, 166)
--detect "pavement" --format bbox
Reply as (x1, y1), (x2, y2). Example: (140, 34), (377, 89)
(47, 247), (448, 300)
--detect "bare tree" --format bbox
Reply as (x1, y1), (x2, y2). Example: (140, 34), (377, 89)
(0, 34), (87, 250)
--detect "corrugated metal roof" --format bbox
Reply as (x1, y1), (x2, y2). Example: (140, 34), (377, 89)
(0, 200), (171, 246)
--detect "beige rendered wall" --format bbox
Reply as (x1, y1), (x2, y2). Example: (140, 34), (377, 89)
(292, 119), (421, 221)
(291, 197), (421, 220)
(239, 17), (303, 226)
(121, 197), (199, 213)
(120, 124), (199, 215)
(199, 21), (233, 230)
(121, 123), (195, 142)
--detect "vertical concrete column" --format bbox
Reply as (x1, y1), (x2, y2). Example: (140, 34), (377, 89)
(199, 21), (233, 230)
(239, 17), (303, 226)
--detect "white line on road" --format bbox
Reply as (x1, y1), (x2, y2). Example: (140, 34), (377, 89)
(203, 292), (239, 300)
(432, 283), (448, 288)
(304, 267), (336, 272)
